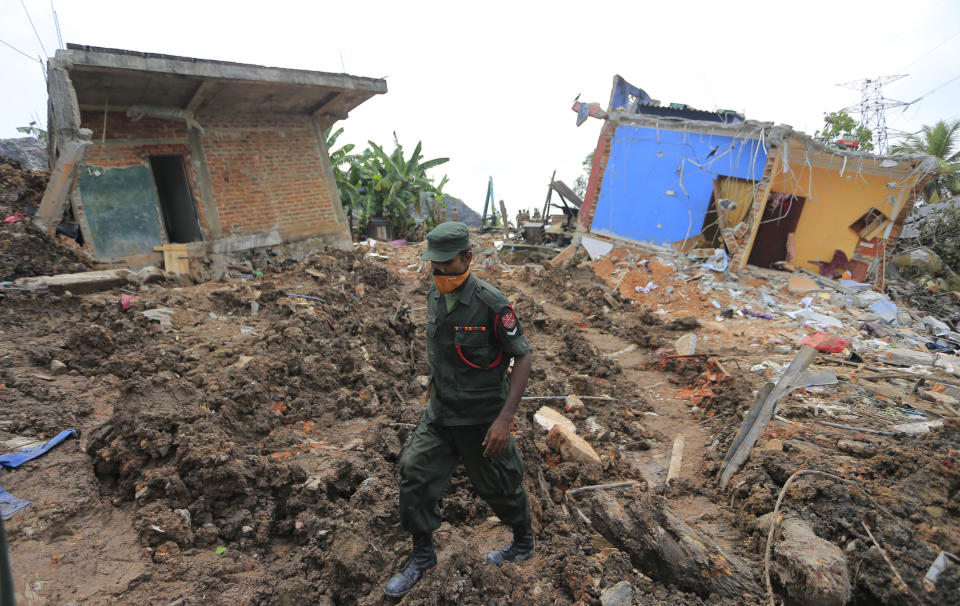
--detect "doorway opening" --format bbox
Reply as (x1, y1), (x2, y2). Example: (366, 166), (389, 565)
(746, 192), (806, 269)
(150, 156), (202, 243)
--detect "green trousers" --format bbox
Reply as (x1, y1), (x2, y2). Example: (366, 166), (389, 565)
(398, 419), (531, 535)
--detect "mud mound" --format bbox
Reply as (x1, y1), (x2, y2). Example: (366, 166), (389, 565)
(0, 157), (91, 280)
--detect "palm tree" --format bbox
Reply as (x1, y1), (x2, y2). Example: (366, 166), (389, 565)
(891, 120), (960, 203)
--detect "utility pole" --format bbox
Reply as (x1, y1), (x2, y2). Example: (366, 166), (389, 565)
(839, 75), (909, 154)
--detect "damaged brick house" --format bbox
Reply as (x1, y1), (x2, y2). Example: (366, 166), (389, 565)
(574, 76), (936, 282)
(39, 44), (386, 267)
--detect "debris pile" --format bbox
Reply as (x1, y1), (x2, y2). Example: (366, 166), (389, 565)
(1, 229), (958, 605)
(0, 156), (90, 281)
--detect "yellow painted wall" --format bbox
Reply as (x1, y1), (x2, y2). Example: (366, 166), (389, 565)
(769, 165), (908, 272)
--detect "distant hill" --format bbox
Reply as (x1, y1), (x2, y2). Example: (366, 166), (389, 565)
(0, 137), (46, 171)
(438, 196), (483, 227)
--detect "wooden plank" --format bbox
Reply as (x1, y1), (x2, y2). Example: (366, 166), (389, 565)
(719, 345), (818, 488)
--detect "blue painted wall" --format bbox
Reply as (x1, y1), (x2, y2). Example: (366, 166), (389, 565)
(591, 125), (767, 245)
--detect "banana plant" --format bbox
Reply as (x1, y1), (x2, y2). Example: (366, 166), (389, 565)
(327, 129), (449, 240)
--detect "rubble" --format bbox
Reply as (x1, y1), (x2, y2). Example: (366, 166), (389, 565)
(2, 226), (959, 605)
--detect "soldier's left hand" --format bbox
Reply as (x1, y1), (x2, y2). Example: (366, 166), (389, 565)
(482, 416), (511, 457)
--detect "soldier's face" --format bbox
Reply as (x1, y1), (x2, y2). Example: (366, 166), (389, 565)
(432, 251), (472, 275)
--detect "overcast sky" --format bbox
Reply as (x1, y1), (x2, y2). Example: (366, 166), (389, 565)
(2, 0), (959, 219)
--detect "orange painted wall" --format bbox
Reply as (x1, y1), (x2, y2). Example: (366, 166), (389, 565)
(769, 165), (908, 272)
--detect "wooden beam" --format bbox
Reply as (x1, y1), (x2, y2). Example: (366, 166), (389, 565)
(310, 91), (341, 116)
(184, 80), (213, 112)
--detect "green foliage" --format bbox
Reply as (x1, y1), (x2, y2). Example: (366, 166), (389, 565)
(325, 128), (449, 240)
(891, 120), (960, 203)
(16, 121), (47, 147)
(813, 110), (874, 153)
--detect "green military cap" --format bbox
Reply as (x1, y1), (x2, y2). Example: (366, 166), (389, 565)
(422, 222), (471, 262)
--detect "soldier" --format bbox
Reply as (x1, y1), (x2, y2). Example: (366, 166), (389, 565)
(384, 222), (535, 599)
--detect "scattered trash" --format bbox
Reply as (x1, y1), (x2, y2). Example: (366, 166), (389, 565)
(787, 309), (843, 329)
(239, 326), (256, 335)
(923, 551), (960, 592)
(142, 307), (175, 331)
(741, 309), (773, 319)
(635, 281), (657, 294)
(121, 294), (133, 309)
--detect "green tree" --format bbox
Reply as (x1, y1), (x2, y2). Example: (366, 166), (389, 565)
(891, 120), (960, 203)
(813, 110), (874, 153)
(325, 129), (450, 240)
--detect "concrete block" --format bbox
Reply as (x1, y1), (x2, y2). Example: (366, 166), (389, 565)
(674, 333), (697, 356)
(534, 406), (576, 433)
(546, 424), (601, 466)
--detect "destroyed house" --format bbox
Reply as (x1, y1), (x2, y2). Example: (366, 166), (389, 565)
(574, 76), (935, 283)
(41, 44), (387, 266)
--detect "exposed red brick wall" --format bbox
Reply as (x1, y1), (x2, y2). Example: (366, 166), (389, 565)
(200, 114), (337, 237)
(77, 110), (340, 243)
(579, 123), (615, 231)
(78, 111), (208, 239)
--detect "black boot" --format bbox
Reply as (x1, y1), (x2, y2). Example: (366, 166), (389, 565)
(383, 533), (437, 598)
(485, 522), (535, 564)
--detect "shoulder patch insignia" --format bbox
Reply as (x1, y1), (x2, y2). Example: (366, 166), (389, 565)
(502, 312), (517, 330)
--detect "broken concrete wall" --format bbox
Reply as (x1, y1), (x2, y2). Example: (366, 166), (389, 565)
(766, 137), (924, 279)
(585, 124), (767, 246)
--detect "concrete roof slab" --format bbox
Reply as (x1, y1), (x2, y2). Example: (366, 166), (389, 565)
(57, 44), (386, 119)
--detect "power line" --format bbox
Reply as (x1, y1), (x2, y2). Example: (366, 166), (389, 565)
(0, 37), (44, 64)
(50, 0), (63, 49)
(897, 28), (960, 73)
(20, 0), (48, 58)
(907, 72), (960, 105)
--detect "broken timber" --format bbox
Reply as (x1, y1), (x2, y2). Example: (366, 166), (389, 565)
(582, 491), (762, 599)
(718, 332), (849, 489)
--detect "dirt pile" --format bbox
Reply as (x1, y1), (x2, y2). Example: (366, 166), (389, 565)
(0, 156), (91, 280)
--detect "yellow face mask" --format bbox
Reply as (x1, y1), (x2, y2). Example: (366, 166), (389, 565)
(433, 268), (470, 294)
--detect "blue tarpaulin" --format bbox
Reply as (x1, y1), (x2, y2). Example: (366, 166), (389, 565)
(0, 488), (30, 521)
(0, 429), (77, 520)
(0, 429), (76, 469)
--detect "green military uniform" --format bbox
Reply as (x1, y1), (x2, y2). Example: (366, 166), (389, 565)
(398, 228), (533, 537)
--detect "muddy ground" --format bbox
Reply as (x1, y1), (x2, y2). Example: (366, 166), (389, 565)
(1, 234), (958, 605)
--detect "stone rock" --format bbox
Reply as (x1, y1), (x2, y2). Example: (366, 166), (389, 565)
(534, 406), (577, 433)
(772, 517), (851, 606)
(564, 394), (585, 417)
(546, 424), (601, 466)
(763, 439), (784, 451)
(674, 333), (697, 356)
(837, 440), (876, 456)
(600, 580), (633, 606)
(49, 359), (67, 375)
